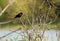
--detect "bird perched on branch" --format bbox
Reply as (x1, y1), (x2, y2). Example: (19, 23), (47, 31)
(15, 12), (23, 18)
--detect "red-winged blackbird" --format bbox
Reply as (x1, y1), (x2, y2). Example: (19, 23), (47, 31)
(15, 12), (23, 18)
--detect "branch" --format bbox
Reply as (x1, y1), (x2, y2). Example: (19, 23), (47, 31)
(0, 0), (16, 16)
(0, 20), (12, 24)
(0, 4), (10, 16)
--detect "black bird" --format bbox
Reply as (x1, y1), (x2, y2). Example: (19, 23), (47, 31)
(15, 12), (23, 18)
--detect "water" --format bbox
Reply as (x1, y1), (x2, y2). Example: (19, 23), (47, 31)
(0, 30), (59, 41)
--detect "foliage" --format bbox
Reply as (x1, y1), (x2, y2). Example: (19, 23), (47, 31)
(0, 0), (60, 27)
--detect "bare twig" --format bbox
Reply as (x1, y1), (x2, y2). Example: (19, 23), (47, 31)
(0, 0), (15, 16)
